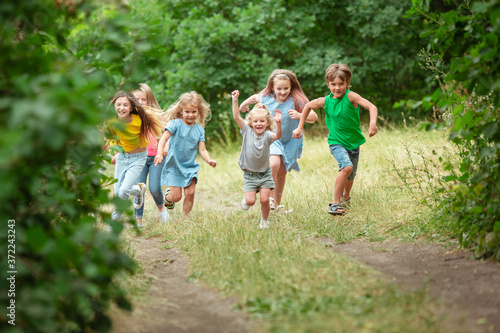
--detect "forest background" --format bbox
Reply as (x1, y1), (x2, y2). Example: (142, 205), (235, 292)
(0, 0), (499, 332)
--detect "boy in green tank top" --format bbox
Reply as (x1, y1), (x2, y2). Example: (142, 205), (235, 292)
(292, 63), (378, 215)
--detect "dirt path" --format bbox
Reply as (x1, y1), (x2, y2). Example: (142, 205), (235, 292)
(110, 233), (500, 333)
(318, 238), (500, 333)
(111, 237), (254, 333)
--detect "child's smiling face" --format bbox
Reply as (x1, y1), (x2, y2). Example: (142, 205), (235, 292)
(251, 112), (269, 136)
(327, 77), (348, 99)
(273, 78), (291, 103)
(182, 103), (199, 126)
(133, 91), (147, 106)
(114, 97), (133, 121)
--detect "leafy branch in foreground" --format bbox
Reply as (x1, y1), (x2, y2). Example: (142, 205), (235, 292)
(0, 1), (138, 332)
(405, 0), (500, 259)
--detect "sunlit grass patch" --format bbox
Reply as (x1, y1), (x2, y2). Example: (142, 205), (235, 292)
(115, 125), (458, 332)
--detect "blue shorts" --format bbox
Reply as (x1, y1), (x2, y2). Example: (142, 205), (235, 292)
(329, 144), (360, 181)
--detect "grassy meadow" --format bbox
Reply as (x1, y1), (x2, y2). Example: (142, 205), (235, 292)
(110, 124), (460, 332)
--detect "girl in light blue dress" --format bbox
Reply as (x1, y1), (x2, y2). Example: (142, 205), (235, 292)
(154, 91), (217, 216)
(239, 69), (318, 210)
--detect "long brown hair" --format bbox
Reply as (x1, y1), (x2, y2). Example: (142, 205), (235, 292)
(110, 90), (162, 144)
(260, 69), (309, 112)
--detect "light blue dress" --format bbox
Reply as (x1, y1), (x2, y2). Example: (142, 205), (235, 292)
(259, 94), (304, 172)
(161, 119), (205, 188)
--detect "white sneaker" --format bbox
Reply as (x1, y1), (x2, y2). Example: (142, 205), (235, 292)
(133, 183), (146, 209)
(259, 218), (269, 229)
(159, 210), (169, 223)
(269, 197), (276, 210)
(241, 198), (250, 210)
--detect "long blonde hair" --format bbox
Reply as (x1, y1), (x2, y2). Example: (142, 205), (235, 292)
(110, 90), (162, 142)
(260, 69), (309, 112)
(164, 91), (211, 127)
(133, 83), (167, 127)
(245, 103), (275, 131)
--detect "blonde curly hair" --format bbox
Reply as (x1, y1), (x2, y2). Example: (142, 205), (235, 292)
(164, 91), (211, 127)
(244, 103), (275, 131)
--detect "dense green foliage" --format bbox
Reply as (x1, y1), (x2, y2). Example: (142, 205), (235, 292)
(406, 0), (500, 259)
(1, 0), (499, 332)
(0, 2), (137, 332)
(68, 0), (430, 142)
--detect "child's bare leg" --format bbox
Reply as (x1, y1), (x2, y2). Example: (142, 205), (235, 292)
(334, 166), (353, 204)
(274, 166), (287, 206)
(269, 155), (281, 202)
(343, 179), (354, 199)
(244, 191), (257, 207)
(259, 188), (271, 219)
(182, 180), (196, 216)
(270, 155), (287, 205)
(168, 186), (183, 203)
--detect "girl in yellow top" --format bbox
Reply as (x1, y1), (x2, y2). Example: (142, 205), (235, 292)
(105, 90), (161, 223)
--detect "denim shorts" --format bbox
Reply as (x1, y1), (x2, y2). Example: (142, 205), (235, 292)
(243, 168), (275, 192)
(329, 144), (360, 181)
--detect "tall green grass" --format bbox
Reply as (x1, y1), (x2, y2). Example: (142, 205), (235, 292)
(116, 125), (459, 332)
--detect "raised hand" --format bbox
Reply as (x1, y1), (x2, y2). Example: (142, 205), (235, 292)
(231, 90), (239, 100)
(273, 109), (282, 123)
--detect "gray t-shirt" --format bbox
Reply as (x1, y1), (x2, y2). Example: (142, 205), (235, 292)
(238, 125), (274, 173)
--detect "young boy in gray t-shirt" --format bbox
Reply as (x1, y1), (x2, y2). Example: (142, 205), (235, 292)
(231, 90), (282, 229)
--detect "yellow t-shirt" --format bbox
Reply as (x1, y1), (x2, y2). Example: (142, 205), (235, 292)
(107, 114), (148, 152)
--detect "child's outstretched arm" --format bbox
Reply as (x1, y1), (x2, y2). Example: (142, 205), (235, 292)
(231, 90), (245, 130)
(198, 142), (217, 167)
(154, 130), (171, 165)
(348, 92), (378, 137)
(292, 97), (325, 139)
(239, 94), (259, 113)
(271, 110), (282, 141)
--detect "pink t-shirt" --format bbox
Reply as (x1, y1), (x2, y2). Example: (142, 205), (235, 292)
(147, 132), (158, 156)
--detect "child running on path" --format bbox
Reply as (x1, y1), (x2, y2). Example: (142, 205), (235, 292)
(232, 90), (282, 229)
(105, 90), (162, 222)
(132, 83), (169, 226)
(239, 69), (318, 210)
(292, 63), (378, 215)
(154, 91), (216, 216)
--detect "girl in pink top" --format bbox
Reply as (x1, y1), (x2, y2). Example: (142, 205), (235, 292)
(132, 83), (169, 226)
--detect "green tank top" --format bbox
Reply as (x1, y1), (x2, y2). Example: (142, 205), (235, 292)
(324, 90), (366, 150)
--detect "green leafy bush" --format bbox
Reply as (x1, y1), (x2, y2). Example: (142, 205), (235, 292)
(0, 2), (136, 332)
(406, 0), (500, 259)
